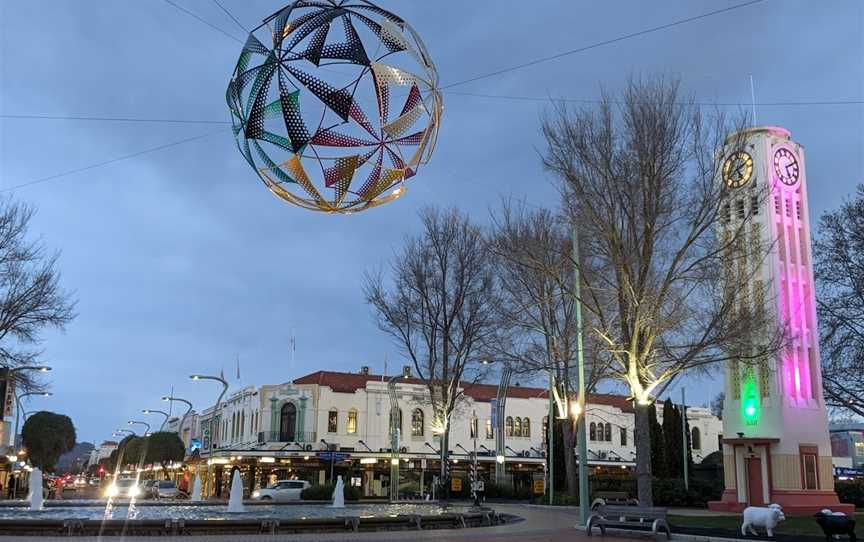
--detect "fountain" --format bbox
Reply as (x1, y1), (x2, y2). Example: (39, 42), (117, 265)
(226, 470), (245, 513)
(331, 476), (345, 508)
(190, 474), (202, 502)
(28, 468), (44, 511)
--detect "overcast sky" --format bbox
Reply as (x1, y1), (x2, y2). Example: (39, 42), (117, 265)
(0, 1), (861, 444)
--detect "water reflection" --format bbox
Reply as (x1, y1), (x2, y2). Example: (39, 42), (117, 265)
(0, 503), (462, 521)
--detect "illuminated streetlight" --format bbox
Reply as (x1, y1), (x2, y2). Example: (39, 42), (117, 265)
(141, 409), (170, 431)
(161, 395), (194, 438)
(128, 420), (151, 434)
(190, 373), (229, 450)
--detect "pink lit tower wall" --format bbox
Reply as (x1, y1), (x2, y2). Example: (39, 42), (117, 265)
(708, 126), (853, 514)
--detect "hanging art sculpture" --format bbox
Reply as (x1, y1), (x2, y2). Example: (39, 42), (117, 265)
(226, 1), (442, 213)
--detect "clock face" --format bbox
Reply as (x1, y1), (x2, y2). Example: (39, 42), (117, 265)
(773, 148), (800, 186)
(722, 151), (754, 188)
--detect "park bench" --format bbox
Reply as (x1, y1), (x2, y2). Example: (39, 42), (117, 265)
(586, 505), (671, 540)
(590, 491), (638, 510)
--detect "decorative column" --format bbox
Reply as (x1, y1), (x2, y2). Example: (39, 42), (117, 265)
(298, 396), (308, 442)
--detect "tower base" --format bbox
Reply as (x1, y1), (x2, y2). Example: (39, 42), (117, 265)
(709, 489), (855, 515)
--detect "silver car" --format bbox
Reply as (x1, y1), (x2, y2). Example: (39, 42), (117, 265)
(251, 480), (310, 501)
(153, 480), (180, 499)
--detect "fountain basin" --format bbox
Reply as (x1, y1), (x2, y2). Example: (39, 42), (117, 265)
(0, 503), (507, 537)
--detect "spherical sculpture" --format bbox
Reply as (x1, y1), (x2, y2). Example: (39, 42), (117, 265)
(226, 1), (442, 213)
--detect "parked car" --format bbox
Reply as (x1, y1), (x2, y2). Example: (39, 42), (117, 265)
(251, 480), (310, 501)
(104, 478), (142, 499)
(141, 480), (158, 497)
(153, 480), (180, 499)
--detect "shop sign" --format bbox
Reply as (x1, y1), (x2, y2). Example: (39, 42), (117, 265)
(317, 452), (350, 462)
(533, 479), (545, 495)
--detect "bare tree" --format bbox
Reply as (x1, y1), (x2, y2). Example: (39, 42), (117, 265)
(0, 199), (75, 391)
(814, 184), (864, 418)
(540, 76), (780, 505)
(364, 206), (501, 495)
(487, 201), (609, 496)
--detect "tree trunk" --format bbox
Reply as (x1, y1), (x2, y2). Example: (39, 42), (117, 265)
(561, 419), (578, 497)
(634, 402), (654, 506)
(439, 428), (450, 501)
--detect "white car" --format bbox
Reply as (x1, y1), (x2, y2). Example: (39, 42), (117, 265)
(251, 480), (310, 501)
(104, 478), (142, 499)
(153, 480), (180, 499)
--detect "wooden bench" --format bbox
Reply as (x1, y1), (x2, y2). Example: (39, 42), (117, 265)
(587, 505), (670, 540)
(590, 491), (638, 510)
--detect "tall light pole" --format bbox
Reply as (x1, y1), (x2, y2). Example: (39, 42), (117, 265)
(386, 374), (407, 502)
(162, 396), (194, 442)
(142, 409), (170, 432)
(190, 374), (228, 452)
(571, 220), (589, 526)
(127, 420), (150, 435)
(4, 365), (52, 448)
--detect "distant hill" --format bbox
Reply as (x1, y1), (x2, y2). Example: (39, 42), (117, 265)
(55, 441), (94, 474)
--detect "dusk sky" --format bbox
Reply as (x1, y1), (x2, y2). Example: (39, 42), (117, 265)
(0, 1), (861, 444)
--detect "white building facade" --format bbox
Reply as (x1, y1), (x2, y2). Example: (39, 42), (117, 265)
(185, 368), (721, 498)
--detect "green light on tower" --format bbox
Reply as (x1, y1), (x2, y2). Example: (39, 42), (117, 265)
(742, 376), (759, 426)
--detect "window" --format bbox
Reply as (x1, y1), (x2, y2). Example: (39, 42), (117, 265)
(691, 427), (701, 450)
(470, 417), (478, 439)
(620, 427), (627, 446)
(505, 416), (514, 437)
(605, 423), (612, 442)
(802, 453), (818, 490)
(411, 409), (424, 437)
(514, 417), (522, 438)
(347, 409), (357, 435)
(589, 422), (596, 441)
(485, 418), (493, 439)
(328, 409), (338, 433)
(523, 418), (530, 438)
(542, 416), (548, 442)
(241, 411), (245, 438)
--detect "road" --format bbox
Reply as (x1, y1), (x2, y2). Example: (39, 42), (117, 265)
(6, 504), (639, 541)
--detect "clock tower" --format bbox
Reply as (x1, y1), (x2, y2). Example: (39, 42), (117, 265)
(708, 126), (853, 514)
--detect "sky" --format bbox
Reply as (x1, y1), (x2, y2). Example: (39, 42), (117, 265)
(0, 1), (861, 444)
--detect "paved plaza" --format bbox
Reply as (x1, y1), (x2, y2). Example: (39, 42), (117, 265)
(2, 505), (642, 542)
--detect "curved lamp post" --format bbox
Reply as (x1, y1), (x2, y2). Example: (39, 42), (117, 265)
(115, 428), (136, 436)
(5, 366), (52, 447)
(127, 420), (151, 436)
(190, 374), (228, 451)
(17, 392), (52, 424)
(141, 409), (170, 432)
(161, 395), (193, 440)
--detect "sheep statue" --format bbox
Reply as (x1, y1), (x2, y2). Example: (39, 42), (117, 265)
(814, 509), (856, 542)
(741, 504), (786, 537)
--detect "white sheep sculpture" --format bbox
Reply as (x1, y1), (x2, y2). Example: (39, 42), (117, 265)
(741, 504), (786, 537)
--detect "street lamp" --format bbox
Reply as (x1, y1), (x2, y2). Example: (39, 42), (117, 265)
(127, 420), (150, 435)
(142, 409), (170, 431)
(162, 395), (193, 440)
(17, 392), (51, 423)
(115, 428), (136, 436)
(386, 374), (408, 502)
(190, 373), (229, 451)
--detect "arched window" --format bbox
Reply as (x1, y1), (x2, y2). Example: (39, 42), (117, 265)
(542, 416), (548, 442)
(241, 410), (245, 438)
(328, 409), (338, 433)
(514, 417), (522, 437)
(604, 423), (612, 442)
(279, 403), (296, 442)
(411, 409), (424, 437)
(485, 418), (493, 439)
(589, 422), (596, 441)
(347, 409), (358, 435)
(523, 418), (531, 438)
(691, 427), (701, 450)
(505, 416), (514, 437)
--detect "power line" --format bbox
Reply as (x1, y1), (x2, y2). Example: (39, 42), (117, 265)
(0, 114), (230, 125)
(446, 91), (864, 108)
(162, 0), (243, 44)
(0, 129), (226, 193)
(439, 0), (767, 90)
(212, 0), (249, 34)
